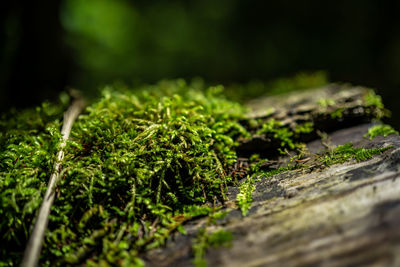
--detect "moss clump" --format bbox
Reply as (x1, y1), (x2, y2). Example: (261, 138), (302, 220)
(363, 89), (389, 119)
(317, 98), (335, 109)
(0, 100), (67, 265)
(257, 119), (296, 150)
(330, 108), (344, 119)
(321, 143), (391, 166)
(0, 80), (250, 266)
(44, 80), (248, 265)
(0, 78), (394, 266)
(364, 124), (399, 140)
(294, 122), (314, 134)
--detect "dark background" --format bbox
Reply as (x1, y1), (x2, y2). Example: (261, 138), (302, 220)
(1, 0), (400, 126)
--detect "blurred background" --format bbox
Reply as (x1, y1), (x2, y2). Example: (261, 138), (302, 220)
(1, 0), (400, 126)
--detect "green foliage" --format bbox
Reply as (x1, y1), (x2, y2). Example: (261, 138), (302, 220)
(364, 124), (399, 140)
(363, 89), (388, 119)
(330, 108), (344, 119)
(317, 98), (335, 109)
(322, 143), (390, 166)
(294, 122), (314, 134)
(0, 78), (393, 266)
(364, 89), (384, 109)
(0, 100), (66, 265)
(236, 176), (256, 216)
(54, 80), (247, 265)
(0, 80), (249, 266)
(257, 119), (295, 150)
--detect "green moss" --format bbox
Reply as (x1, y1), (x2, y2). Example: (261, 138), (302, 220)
(0, 100), (67, 264)
(257, 119), (295, 150)
(364, 89), (384, 109)
(363, 89), (388, 119)
(236, 176), (256, 216)
(0, 78), (394, 266)
(330, 108), (344, 119)
(364, 124), (399, 140)
(42, 80), (249, 265)
(321, 143), (391, 166)
(317, 98), (335, 109)
(294, 122), (314, 134)
(0, 80), (249, 266)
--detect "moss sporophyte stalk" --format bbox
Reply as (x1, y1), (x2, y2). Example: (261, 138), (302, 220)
(0, 79), (394, 266)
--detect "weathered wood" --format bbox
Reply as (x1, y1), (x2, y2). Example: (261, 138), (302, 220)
(144, 86), (400, 267)
(238, 84), (383, 156)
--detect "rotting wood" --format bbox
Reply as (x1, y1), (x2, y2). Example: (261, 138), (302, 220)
(21, 98), (85, 267)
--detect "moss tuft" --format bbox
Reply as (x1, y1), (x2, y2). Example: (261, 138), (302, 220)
(257, 119), (296, 150)
(321, 143), (391, 166)
(364, 124), (399, 140)
(236, 176), (256, 216)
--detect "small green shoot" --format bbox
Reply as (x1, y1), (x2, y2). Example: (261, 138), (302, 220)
(236, 176), (256, 216)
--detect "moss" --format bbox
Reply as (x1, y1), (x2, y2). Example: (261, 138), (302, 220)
(294, 122), (314, 134)
(0, 80), (249, 266)
(257, 119), (296, 150)
(43, 80), (249, 265)
(364, 89), (384, 109)
(0, 99), (67, 264)
(321, 143), (391, 166)
(364, 124), (399, 140)
(236, 176), (256, 216)
(317, 98), (335, 109)
(0, 78), (393, 266)
(363, 89), (388, 119)
(330, 108), (344, 119)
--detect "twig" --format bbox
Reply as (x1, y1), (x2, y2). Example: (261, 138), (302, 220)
(21, 98), (85, 267)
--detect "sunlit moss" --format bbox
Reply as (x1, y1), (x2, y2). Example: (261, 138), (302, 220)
(236, 176), (256, 216)
(364, 124), (399, 140)
(0, 79), (394, 266)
